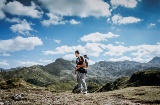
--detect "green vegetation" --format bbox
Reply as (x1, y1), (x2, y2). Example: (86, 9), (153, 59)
(98, 70), (160, 92)
(98, 76), (129, 92)
(87, 82), (102, 93)
(44, 58), (75, 76)
(0, 78), (33, 89)
(129, 70), (160, 86)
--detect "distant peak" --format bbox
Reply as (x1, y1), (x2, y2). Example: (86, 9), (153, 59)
(149, 56), (160, 63)
(55, 58), (65, 62)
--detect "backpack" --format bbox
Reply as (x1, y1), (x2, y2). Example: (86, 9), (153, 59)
(78, 56), (89, 73)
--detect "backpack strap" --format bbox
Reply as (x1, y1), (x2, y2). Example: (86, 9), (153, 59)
(79, 56), (83, 62)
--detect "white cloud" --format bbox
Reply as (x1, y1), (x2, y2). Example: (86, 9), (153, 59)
(0, 0), (6, 20)
(63, 54), (75, 60)
(53, 39), (61, 44)
(3, 1), (43, 18)
(69, 19), (81, 25)
(2, 53), (11, 56)
(6, 17), (21, 23)
(17, 60), (41, 67)
(39, 59), (53, 63)
(107, 18), (110, 22)
(111, 0), (139, 8)
(88, 60), (95, 65)
(10, 19), (33, 35)
(63, 54), (96, 64)
(85, 43), (103, 57)
(115, 41), (125, 45)
(131, 44), (160, 61)
(103, 44), (136, 56)
(80, 32), (119, 42)
(43, 45), (86, 55)
(40, 0), (111, 18)
(0, 36), (43, 52)
(148, 23), (156, 28)
(0, 60), (9, 66)
(43, 43), (103, 57)
(112, 14), (141, 25)
(41, 13), (67, 26)
(109, 56), (132, 61)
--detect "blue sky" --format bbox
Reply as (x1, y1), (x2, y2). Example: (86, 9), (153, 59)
(0, 0), (160, 69)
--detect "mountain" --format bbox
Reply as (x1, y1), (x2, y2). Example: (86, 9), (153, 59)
(88, 57), (160, 78)
(0, 57), (160, 89)
(0, 65), (57, 86)
(44, 58), (75, 76)
(98, 70), (160, 92)
(149, 56), (160, 64)
(0, 68), (4, 71)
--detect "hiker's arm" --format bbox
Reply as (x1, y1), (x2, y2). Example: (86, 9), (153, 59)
(77, 62), (85, 68)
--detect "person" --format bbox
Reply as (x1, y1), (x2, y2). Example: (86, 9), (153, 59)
(75, 50), (87, 94)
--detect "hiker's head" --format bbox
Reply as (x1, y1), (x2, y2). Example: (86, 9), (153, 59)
(75, 50), (80, 57)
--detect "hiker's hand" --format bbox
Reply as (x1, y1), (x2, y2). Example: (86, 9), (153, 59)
(76, 67), (80, 70)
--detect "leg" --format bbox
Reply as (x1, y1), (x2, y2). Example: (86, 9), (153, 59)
(81, 73), (87, 91)
(77, 72), (82, 91)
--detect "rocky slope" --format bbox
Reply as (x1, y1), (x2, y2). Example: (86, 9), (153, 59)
(88, 57), (160, 78)
(0, 86), (159, 105)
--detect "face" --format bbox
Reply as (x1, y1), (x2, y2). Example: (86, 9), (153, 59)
(75, 53), (79, 57)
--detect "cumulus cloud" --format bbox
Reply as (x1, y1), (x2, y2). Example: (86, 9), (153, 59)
(43, 42), (103, 57)
(39, 59), (53, 63)
(3, 1), (43, 18)
(0, 36), (43, 52)
(63, 54), (75, 60)
(69, 19), (81, 25)
(104, 43), (160, 62)
(10, 19), (33, 35)
(131, 44), (160, 61)
(41, 13), (67, 26)
(103, 44), (136, 56)
(111, 0), (139, 8)
(53, 39), (61, 44)
(0, 60), (9, 66)
(109, 56), (132, 61)
(5, 17), (21, 23)
(85, 43), (103, 57)
(112, 14), (141, 25)
(0, 0), (6, 19)
(80, 32), (119, 42)
(16, 60), (41, 67)
(148, 23), (156, 28)
(2, 53), (11, 56)
(115, 41), (125, 45)
(43, 42), (160, 62)
(40, 0), (111, 18)
(43, 45), (86, 55)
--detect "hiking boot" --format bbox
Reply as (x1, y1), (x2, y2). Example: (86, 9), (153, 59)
(84, 91), (87, 94)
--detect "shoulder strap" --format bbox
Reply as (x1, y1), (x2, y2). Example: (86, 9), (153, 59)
(79, 56), (83, 62)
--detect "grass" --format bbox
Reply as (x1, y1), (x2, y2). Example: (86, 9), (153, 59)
(0, 86), (160, 105)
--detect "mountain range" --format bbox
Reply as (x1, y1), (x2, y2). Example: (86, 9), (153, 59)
(0, 57), (160, 88)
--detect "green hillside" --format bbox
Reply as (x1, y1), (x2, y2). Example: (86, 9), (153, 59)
(98, 70), (160, 92)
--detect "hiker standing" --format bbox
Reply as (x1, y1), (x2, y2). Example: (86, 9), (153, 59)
(75, 50), (87, 94)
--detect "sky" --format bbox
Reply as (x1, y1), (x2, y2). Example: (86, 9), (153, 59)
(0, 0), (160, 69)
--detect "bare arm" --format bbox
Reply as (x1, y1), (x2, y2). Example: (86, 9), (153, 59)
(76, 62), (86, 70)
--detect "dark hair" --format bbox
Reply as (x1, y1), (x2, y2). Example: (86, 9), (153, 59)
(75, 50), (80, 54)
